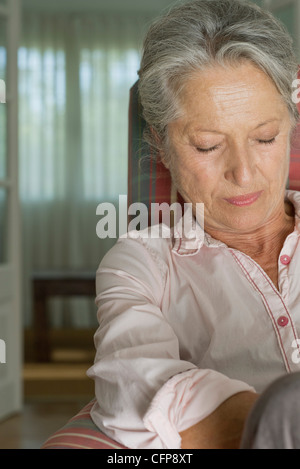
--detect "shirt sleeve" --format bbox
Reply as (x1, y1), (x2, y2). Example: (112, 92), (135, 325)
(87, 235), (256, 449)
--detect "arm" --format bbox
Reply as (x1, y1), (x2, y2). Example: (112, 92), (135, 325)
(88, 236), (256, 449)
(180, 390), (259, 449)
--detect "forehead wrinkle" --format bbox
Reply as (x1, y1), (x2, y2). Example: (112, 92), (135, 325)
(175, 63), (289, 136)
(206, 84), (260, 124)
(210, 83), (256, 107)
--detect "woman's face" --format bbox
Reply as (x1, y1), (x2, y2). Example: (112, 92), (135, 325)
(165, 62), (293, 235)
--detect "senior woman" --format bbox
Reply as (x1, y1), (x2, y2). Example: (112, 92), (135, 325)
(87, 0), (300, 449)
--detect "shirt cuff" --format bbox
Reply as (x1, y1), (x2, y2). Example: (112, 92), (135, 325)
(143, 368), (256, 449)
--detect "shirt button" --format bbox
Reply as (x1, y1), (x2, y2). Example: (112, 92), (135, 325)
(277, 316), (289, 327)
(280, 255), (291, 265)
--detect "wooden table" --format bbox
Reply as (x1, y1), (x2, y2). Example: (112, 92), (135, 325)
(32, 271), (96, 362)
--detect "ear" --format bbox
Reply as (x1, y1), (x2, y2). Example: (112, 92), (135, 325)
(150, 126), (170, 169)
(160, 152), (170, 170)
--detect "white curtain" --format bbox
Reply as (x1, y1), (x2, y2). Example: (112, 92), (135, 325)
(19, 11), (148, 327)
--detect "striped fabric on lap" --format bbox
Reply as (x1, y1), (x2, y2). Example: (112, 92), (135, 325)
(41, 400), (127, 449)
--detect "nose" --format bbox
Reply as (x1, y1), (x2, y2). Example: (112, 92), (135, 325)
(224, 143), (256, 187)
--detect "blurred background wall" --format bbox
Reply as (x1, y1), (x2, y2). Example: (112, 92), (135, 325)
(20, 0), (178, 331)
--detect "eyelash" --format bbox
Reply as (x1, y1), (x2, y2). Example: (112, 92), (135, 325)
(196, 137), (276, 154)
(196, 145), (220, 154)
(257, 137), (276, 145)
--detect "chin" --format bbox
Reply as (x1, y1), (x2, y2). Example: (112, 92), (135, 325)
(218, 213), (269, 233)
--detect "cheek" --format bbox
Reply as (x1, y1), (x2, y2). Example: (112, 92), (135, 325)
(264, 144), (290, 182)
(169, 155), (219, 201)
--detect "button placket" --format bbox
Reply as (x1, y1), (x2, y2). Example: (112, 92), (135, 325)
(278, 252), (292, 301)
(230, 248), (298, 372)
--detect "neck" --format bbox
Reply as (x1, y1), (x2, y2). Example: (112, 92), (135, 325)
(206, 201), (295, 261)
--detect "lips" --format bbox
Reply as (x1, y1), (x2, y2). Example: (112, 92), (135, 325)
(224, 191), (263, 207)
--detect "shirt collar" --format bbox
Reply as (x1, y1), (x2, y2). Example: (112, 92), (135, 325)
(172, 190), (300, 257)
(172, 203), (225, 256)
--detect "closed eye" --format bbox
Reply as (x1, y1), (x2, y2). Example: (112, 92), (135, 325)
(257, 137), (276, 145)
(197, 137), (276, 153)
(196, 144), (221, 153)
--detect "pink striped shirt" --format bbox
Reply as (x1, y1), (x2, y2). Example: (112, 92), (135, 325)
(87, 190), (300, 449)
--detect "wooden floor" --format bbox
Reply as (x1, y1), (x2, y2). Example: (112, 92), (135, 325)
(0, 329), (96, 449)
(0, 363), (95, 449)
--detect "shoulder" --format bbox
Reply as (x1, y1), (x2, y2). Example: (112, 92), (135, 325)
(96, 224), (173, 298)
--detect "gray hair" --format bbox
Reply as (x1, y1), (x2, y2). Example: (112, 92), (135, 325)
(138, 0), (299, 157)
